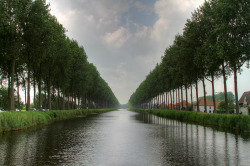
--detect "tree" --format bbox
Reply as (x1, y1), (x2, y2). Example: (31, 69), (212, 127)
(211, 0), (250, 114)
(0, 0), (32, 110)
(129, 0), (248, 115)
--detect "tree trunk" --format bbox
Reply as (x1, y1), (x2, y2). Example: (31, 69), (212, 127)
(211, 74), (216, 113)
(157, 95), (159, 108)
(172, 91), (174, 109)
(38, 79), (42, 111)
(164, 92), (166, 109)
(8, 75), (10, 110)
(38, 64), (42, 111)
(152, 97), (154, 108)
(170, 90), (173, 110)
(178, 88), (180, 110)
(202, 77), (207, 113)
(222, 63), (229, 114)
(67, 96), (70, 110)
(176, 89), (178, 110)
(185, 85), (188, 110)
(172, 89), (175, 109)
(85, 94), (87, 109)
(48, 78), (51, 110)
(190, 85), (193, 111)
(74, 95), (77, 109)
(57, 87), (60, 110)
(88, 93), (90, 109)
(62, 90), (65, 110)
(45, 90), (47, 109)
(234, 66), (239, 114)
(33, 78), (36, 108)
(24, 80), (26, 107)
(78, 97), (80, 109)
(152, 98), (154, 109)
(165, 92), (168, 109)
(162, 93), (164, 109)
(196, 80), (199, 112)
(9, 58), (15, 111)
(17, 79), (20, 109)
(181, 86), (183, 109)
(26, 68), (31, 111)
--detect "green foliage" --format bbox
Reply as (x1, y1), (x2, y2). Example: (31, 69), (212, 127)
(217, 100), (235, 111)
(216, 109), (234, 114)
(205, 92), (235, 102)
(0, 0), (119, 111)
(120, 104), (128, 109)
(129, 0), (249, 114)
(129, 108), (250, 133)
(0, 87), (23, 110)
(0, 87), (8, 110)
(0, 109), (116, 133)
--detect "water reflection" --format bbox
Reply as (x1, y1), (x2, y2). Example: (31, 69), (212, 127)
(0, 110), (250, 165)
(136, 112), (250, 166)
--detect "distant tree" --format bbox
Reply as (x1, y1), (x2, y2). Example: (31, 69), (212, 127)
(0, 0), (32, 110)
(0, 87), (23, 110)
(218, 100), (235, 111)
(211, 0), (250, 114)
(215, 92), (235, 102)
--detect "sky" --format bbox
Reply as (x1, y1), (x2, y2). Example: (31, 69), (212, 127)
(45, 0), (250, 104)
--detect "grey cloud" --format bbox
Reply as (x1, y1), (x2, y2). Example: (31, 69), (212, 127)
(47, 0), (204, 104)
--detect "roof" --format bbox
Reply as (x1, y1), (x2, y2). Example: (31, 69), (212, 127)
(216, 101), (219, 108)
(199, 98), (214, 106)
(175, 100), (191, 106)
(239, 91), (250, 104)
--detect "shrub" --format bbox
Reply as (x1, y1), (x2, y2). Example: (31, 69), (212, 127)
(0, 109), (116, 133)
(129, 108), (250, 133)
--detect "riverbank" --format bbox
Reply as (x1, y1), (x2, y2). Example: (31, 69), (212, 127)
(128, 108), (250, 133)
(0, 109), (117, 133)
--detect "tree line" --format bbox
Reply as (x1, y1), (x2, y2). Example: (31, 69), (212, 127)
(0, 0), (119, 111)
(128, 0), (249, 114)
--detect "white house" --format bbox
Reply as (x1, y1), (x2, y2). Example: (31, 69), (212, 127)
(195, 98), (218, 113)
(238, 91), (250, 115)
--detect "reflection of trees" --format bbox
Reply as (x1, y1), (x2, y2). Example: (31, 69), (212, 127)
(0, 129), (40, 165)
(137, 113), (246, 165)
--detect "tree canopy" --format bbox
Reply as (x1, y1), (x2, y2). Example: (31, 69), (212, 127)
(128, 0), (249, 114)
(0, 0), (119, 110)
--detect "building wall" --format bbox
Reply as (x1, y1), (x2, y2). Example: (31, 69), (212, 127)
(199, 106), (214, 113)
(239, 107), (249, 115)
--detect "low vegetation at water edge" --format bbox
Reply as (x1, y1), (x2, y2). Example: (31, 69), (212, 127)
(129, 108), (250, 133)
(0, 109), (116, 133)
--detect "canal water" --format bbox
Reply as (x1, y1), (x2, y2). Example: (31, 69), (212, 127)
(0, 109), (249, 165)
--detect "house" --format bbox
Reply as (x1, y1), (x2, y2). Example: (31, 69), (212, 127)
(238, 91), (250, 115)
(196, 98), (218, 113)
(175, 100), (191, 110)
(165, 100), (191, 110)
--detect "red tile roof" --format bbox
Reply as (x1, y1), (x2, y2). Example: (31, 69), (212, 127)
(175, 100), (191, 106)
(239, 91), (250, 104)
(199, 98), (214, 106)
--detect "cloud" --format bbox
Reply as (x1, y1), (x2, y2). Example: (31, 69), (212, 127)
(151, 0), (204, 44)
(104, 27), (131, 49)
(46, 0), (206, 104)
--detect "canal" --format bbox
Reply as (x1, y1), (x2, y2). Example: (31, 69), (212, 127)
(0, 109), (249, 165)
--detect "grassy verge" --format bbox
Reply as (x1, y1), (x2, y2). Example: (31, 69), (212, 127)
(129, 108), (250, 133)
(0, 109), (117, 133)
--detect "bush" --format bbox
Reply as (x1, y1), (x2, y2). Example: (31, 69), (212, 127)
(0, 109), (116, 133)
(216, 109), (234, 114)
(129, 108), (250, 133)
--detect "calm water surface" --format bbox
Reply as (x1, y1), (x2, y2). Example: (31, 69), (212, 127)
(0, 109), (250, 165)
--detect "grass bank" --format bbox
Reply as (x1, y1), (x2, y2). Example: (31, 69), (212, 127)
(0, 109), (117, 133)
(129, 108), (250, 133)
